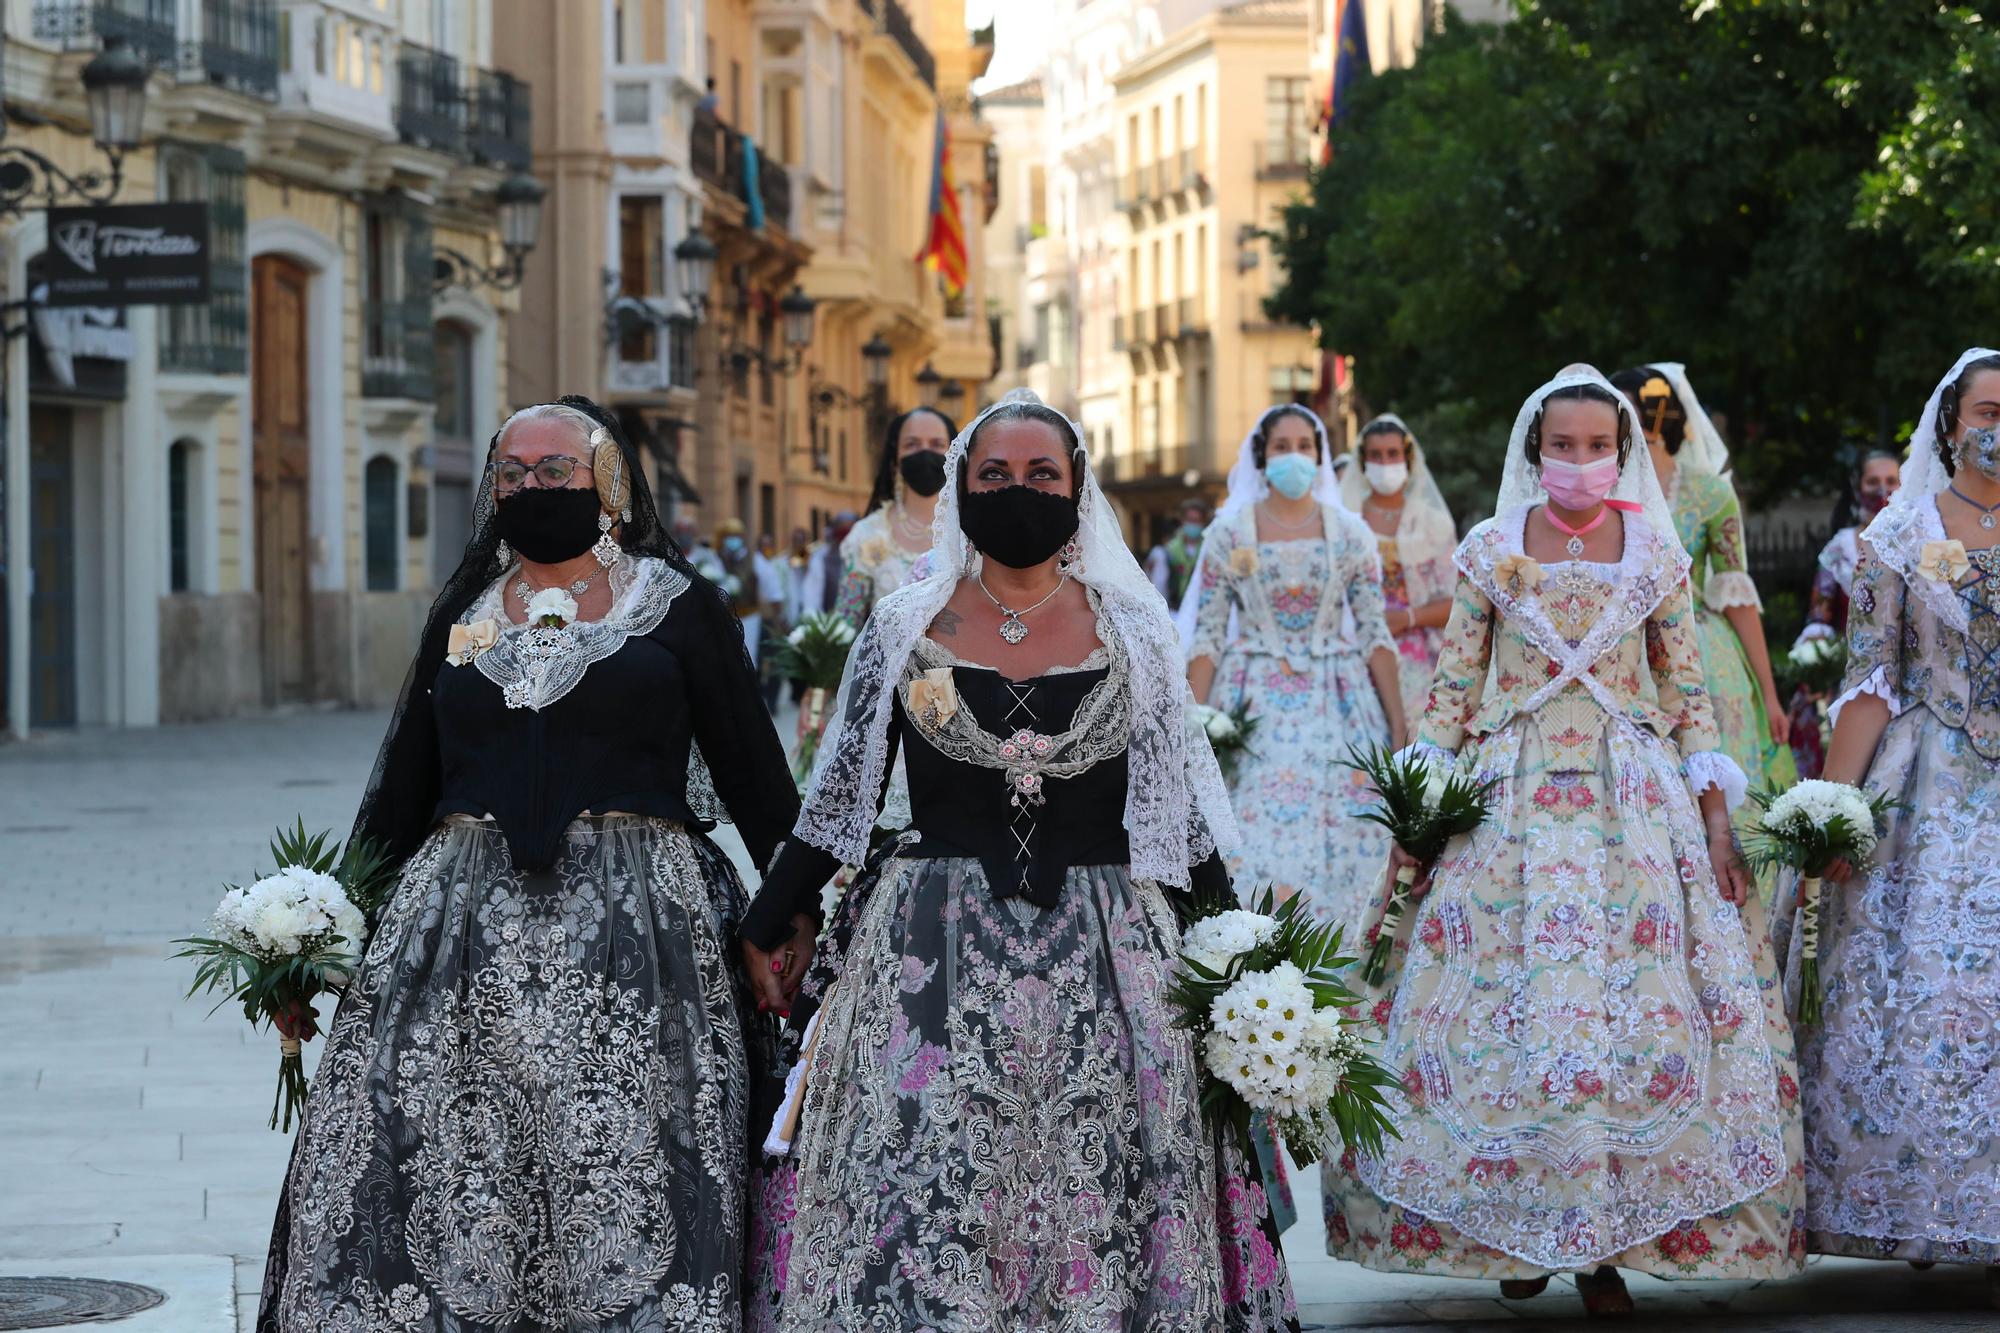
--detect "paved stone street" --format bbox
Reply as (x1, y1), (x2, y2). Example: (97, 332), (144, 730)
(2, 712), (1992, 1330)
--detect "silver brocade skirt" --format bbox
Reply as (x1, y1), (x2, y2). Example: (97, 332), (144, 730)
(257, 815), (773, 1333)
(750, 855), (1298, 1333)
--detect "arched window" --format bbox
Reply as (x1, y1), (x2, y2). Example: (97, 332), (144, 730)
(167, 439), (196, 592)
(364, 455), (399, 591)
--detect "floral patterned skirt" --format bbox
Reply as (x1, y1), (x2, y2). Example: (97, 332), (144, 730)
(256, 815), (774, 1333)
(751, 856), (1298, 1332)
(1211, 646), (1392, 931)
(1789, 713), (2000, 1264)
(1324, 720), (1805, 1279)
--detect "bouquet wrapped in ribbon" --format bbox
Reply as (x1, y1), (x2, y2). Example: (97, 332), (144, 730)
(1168, 883), (1398, 1163)
(1348, 743), (1498, 986)
(1743, 779), (1895, 1025)
(771, 611), (859, 789)
(1189, 700), (1258, 784)
(172, 821), (396, 1131)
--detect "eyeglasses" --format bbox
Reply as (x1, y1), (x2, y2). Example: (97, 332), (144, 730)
(494, 456), (585, 493)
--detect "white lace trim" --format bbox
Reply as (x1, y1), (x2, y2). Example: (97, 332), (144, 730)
(1703, 570), (1763, 613)
(1827, 663), (1903, 728)
(1684, 749), (1749, 810)
(762, 1005), (822, 1158)
(1864, 493), (1970, 636)
(1819, 527), (1860, 594)
(467, 557), (684, 711)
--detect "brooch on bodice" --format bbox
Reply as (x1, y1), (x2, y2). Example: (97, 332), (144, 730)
(996, 728), (1056, 807)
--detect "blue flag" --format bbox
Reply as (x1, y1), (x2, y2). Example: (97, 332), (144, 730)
(1331, 0), (1371, 130)
(742, 133), (765, 231)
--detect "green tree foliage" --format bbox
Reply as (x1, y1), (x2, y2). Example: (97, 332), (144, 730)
(1270, 0), (2000, 516)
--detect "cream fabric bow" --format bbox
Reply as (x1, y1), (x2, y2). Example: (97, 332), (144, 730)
(1228, 546), (1260, 577)
(906, 667), (959, 725)
(446, 618), (500, 666)
(1919, 539), (1971, 585)
(1494, 553), (1545, 597)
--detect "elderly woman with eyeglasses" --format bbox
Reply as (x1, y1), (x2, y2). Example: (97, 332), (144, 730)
(255, 397), (799, 1333)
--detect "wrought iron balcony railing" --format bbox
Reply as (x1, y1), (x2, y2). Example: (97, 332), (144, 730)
(470, 68), (531, 170)
(880, 0), (935, 90)
(33, 0), (178, 69)
(1256, 137), (1312, 180)
(396, 43), (464, 155)
(190, 0), (278, 99)
(362, 298), (435, 400)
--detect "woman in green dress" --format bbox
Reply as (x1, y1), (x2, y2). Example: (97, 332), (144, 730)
(1612, 366), (1796, 866)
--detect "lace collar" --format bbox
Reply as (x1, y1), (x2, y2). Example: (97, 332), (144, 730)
(1864, 492), (1973, 636)
(460, 556), (689, 711)
(915, 637), (1112, 678)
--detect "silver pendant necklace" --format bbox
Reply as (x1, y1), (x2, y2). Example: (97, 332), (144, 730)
(975, 570), (1068, 644)
(1949, 485), (2000, 530)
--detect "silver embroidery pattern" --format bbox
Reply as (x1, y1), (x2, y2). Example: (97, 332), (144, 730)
(468, 557), (688, 712)
(265, 817), (752, 1333)
(780, 858), (1223, 1331)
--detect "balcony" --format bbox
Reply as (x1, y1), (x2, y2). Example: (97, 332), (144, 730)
(611, 313), (697, 396)
(880, 0), (935, 90)
(1165, 148), (1207, 194)
(469, 68), (531, 170)
(362, 297), (433, 400)
(33, 0), (178, 68)
(691, 108), (794, 235)
(396, 42), (463, 155)
(1256, 137), (1312, 180)
(1177, 296), (1207, 336)
(1120, 162), (1156, 212)
(189, 0), (278, 98)
(274, 1), (397, 139)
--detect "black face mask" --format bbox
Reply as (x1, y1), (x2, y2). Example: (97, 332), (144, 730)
(495, 486), (604, 564)
(959, 485), (1079, 569)
(898, 449), (948, 497)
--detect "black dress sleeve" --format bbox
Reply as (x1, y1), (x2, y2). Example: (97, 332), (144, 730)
(674, 585), (799, 871)
(739, 725), (901, 951)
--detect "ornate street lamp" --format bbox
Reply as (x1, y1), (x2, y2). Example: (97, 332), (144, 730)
(779, 286), (816, 353)
(939, 377), (966, 408)
(434, 171), (547, 292)
(915, 361), (942, 408)
(674, 231), (718, 318)
(862, 335), (892, 389)
(0, 37), (149, 216)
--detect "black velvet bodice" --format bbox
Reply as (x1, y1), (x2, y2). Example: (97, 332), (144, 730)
(428, 580), (797, 874)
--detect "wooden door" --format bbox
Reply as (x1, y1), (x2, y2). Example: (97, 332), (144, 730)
(252, 256), (313, 704)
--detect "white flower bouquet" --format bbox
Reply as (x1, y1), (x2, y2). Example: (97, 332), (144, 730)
(1190, 700), (1259, 784)
(772, 611), (861, 789)
(1347, 743), (1499, 986)
(172, 821), (397, 1130)
(1777, 634), (1846, 700)
(1168, 884), (1398, 1163)
(524, 587), (577, 628)
(1744, 779), (1896, 1025)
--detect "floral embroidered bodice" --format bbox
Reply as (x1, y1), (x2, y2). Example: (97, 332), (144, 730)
(1665, 467), (1762, 613)
(833, 507), (926, 623)
(1844, 496), (2000, 761)
(1422, 506), (1722, 773)
(1187, 503), (1394, 668)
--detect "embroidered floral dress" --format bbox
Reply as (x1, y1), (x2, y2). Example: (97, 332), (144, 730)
(257, 557), (798, 1333)
(832, 507), (926, 625)
(1187, 503), (1395, 929)
(1378, 535), (1451, 720)
(742, 632), (1298, 1332)
(1794, 497), (2000, 1265)
(1667, 469), (1797, 827)
(1324, 507), (1805, 1280)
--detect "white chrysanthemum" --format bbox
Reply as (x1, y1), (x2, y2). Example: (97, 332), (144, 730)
(212, 865), (362, 958)
(1203, 709), (1238, 742)
(1421, 762), (1450, 808)
(1789, 636), (1839, 669)
(1764, 779), (1879, 854)
(526, 587), (578, 625)
(1181, 909), (1278, 974)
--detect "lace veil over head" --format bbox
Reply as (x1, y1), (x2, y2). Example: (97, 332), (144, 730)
(1176, 402), (1346, 648)
(1868, 345), (2000, 539)
(1339, 412), (1459, 558)
(1494, 365), (1687, 564)
(1645, 363), (1730, 477)
(794, 388), (1238, 882)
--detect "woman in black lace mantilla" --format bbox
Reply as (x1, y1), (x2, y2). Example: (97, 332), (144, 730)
(256, 397), (798, 1332)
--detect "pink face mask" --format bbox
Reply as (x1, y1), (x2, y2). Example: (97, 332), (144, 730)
(1540, 455), (1620, 509)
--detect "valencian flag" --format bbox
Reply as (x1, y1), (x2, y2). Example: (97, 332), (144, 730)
(918, 109), (968, 297)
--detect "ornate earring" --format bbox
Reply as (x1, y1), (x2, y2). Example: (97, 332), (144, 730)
(495, 539), (513, 567)
(1057, 536), (1082, 575)
(593, 512), (622, 569)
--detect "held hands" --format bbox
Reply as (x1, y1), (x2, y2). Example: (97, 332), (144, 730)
(1706, 816), (1750, 906)
(741, 913), (816, 1015)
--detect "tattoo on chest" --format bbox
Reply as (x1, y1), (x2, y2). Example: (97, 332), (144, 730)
(934, 607), (965, 637)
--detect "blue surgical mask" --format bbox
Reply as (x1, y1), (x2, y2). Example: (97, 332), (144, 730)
(723, 535), (746, 557)
(1180, 521), (1204, 540)
(1264, 452), (1318, 500)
